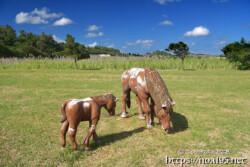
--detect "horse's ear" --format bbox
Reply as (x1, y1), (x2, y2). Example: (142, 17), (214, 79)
(171, 101), (176, 106)
(114, 98), (119, 102)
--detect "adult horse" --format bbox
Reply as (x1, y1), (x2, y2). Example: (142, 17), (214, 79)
(121, 67), (175, 131)
(60, 93), (119, 151)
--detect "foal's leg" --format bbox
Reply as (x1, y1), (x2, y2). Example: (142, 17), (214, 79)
(60, 120), (69, 149)
(136, 95), (145, 119)
(68, 121), (80, 150)
(84, 122), (97, 151)
(141, 97), (152, 128)
(88, 121), (100, 143)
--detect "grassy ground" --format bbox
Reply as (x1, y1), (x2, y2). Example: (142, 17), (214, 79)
(0, 69), (249, 166)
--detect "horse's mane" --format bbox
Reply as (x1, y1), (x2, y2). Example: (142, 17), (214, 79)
(145, 67), (173, 113)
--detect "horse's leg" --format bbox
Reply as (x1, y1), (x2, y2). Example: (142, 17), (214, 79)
(121, 87), (130, 118)
(60, 120), (69, 149)
(140, 97), (152, 128)
(84, 122), (97, 151)
(149, 99), (155, 126)
(68, 121), (80, 150)
(136, 95), (145, 119)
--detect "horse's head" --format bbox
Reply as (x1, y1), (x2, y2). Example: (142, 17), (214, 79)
(157, 102), (176, 132)
(103, 94), (119, 116)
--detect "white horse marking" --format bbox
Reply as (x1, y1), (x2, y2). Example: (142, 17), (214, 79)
(90, 125), (96, 130)
(69, 127), (75, 132)
(137, 76), (146, 87)
(84, 102), (90, 108)
(68, 98), (93, 109)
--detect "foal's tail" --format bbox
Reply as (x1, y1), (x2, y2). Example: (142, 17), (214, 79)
(60, 101), (68, 123)
(126, 91), (131, 109)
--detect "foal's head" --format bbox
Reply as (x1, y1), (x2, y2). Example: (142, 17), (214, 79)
(102, 94), (119, 116)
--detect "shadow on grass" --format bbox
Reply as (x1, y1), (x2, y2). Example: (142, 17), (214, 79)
(90, 127), (145, 150)
(102, 112), (141, 118)
(169, 112), (189, 134)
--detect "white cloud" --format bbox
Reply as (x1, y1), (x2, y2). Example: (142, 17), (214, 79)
(127, 39), (154, 48)
(85, 32), (104, 38)
(88, 42), (98, 47)
(31, 7), (62, 19)
(86, 25), (102, 31)
(184, 26), (210, 37)
(52, 35), (65, 43)
(158, 20), (173, 26)
(214, 40), (227, 45)
(107, 44), (115, 48)
(16, 12), (48, 24)
(53, 17), (73, 26)
(155, 0), (181, 5)
(15, 7), (62, 24)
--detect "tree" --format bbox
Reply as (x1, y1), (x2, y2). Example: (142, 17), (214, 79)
(0, 25), (16, 46)
(0, 44), (17, 58)
(166, 41), (189, 70)
(36, 32), (62, 57)
(65, 34), (90, 70)
(222, 37), (250, 70)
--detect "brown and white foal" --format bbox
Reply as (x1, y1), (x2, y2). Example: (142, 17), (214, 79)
(60, 93), (118, 151)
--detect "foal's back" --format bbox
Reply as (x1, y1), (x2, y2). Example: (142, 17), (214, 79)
(65, 97), (96, 122)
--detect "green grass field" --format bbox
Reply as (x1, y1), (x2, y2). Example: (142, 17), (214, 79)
(0, 69), (249, 166)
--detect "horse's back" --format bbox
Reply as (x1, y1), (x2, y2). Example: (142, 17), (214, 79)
(121, 68), (148, 95)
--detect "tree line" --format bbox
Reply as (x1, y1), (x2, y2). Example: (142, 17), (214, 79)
(0, 25), (249, 70)
(0, 25), (122, 59)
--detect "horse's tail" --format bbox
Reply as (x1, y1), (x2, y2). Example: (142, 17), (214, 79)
(126, 91), (131, 109)
(60, 101), (68, 123)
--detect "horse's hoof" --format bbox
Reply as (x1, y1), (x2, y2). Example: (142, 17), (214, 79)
(139, 116), (145, 120)
(61, 147), (65, 151)
(121, 112), (127, 118)
(147, 124), (153, 128)
(85, 147), (92, 151)
(77, 149), (82, 153)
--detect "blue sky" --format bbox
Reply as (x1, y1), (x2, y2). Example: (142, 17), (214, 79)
(0, 0), (249, 55)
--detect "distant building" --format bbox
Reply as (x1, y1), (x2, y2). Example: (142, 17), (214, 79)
(90, 54), (111, 58)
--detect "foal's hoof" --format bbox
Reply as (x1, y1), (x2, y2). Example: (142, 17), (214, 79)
(85, 147), (92, 151)
(139, 116), (145, 120)
(147, 124), (153, 128)
(120, 112), (127, 118)
(61, 147), (65, 151)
